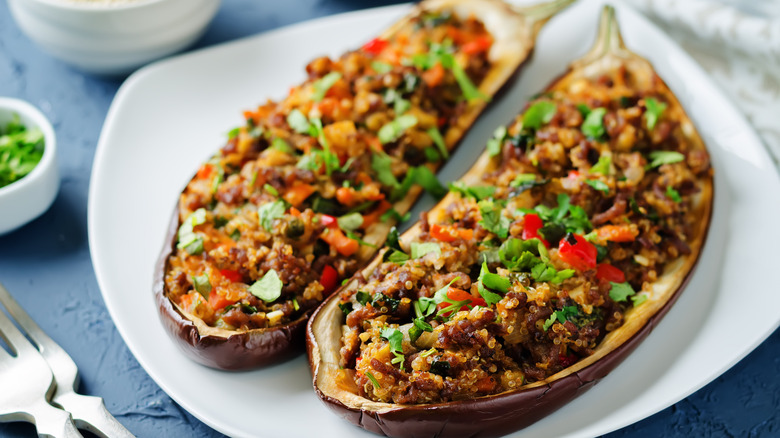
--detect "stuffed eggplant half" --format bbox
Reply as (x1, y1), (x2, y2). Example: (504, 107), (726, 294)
(154, 0), (575, 370)
(307, 6), (713, 437)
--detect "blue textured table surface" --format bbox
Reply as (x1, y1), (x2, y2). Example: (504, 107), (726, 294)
(1, 1), (778, 437)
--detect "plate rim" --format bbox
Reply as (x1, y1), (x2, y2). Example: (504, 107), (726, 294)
(87, 1), (780, 437)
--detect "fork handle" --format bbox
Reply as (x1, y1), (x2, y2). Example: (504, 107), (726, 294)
(55, 391), (134, 438)
(29, 400), (82, 438)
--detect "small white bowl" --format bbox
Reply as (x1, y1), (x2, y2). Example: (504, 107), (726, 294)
(0, 98), (59, 235)
(8, 0), (221, 75)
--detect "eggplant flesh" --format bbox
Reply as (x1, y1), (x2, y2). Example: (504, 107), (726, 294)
(307, 6), (713, 437)
(154, 0), (574, 370)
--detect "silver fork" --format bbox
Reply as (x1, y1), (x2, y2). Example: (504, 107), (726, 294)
(0, 282), (135, 438)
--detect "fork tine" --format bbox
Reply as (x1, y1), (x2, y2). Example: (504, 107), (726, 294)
(0, 306), (39, 357)
(0, 283), (61, 357)
(0, 282), (135, 438)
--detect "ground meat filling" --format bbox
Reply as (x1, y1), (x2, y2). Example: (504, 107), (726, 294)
(164, 11), (494, 331)
(337, 67), (711, 404)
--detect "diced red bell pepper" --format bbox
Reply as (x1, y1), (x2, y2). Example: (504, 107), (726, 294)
(595, 263), (626, 283)
(362, 38), (388, 55)
(320, 265), (339, 295)
(558, 234), (597, 271)
(522, 213), (549, 247)
(220, 269), (243, 283)
(436, 287), (486, 316)
(461, 35), (493, 55)
(320, 214), (337, 227)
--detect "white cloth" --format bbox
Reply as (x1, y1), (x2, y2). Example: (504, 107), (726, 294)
(633, 0), (780, 168)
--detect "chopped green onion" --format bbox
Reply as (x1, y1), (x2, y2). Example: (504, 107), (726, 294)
(311, 72), (342, 102)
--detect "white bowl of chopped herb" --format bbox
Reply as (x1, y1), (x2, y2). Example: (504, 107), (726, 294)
(0, 98), (59, 235)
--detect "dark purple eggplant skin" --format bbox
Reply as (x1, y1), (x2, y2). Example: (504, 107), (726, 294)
(306, 261), (695, 437)
(153, 207), (310, 370)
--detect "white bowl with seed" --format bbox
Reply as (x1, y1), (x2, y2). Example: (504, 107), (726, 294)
(8, 0), (222, 75)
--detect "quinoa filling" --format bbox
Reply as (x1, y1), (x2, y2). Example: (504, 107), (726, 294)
(336, 66), (712, 404)
(164, 11), (494, 330)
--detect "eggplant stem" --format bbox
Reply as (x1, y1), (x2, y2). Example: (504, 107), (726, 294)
(516, 0), (577, 36)
(581, 5), (631, 62)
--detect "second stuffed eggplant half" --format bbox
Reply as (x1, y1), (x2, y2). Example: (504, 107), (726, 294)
(307, 6), (714, 437)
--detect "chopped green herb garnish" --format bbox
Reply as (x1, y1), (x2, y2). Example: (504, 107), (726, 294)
(378, 114), (418, 144)
(271, 137), (294, 154)
(581, 107), (606, 139)
(257, 200), (286, 231)
(0, 114), (45, 189)
(337, 212), (363, 232)
(410, 242), (441, 259)
(644, 97), (667, 131)
(585, 179), (610, 194)
(543, 305), (579, 331)
(311, 72), (342, 102)
(192, 274), (211, 298)
(486, 125), (507, 157)
(263, 183), (279, 197)
(380, 326), (406, 369)
(345, 230), (376, 248)
(356, 291), (371, 306)
(423, 147), (441, 162)
(177, 208), (207, 255)
(666, 186), (682, 203)
(609, 281), (636, 303)
(371, 152), (400, 189)
(229, 229), (241, 241)
(448, 181), (496, 201)
(338, 301), (353, 315)
(590, 154), (611, 175)
(522, 101), (557, 130)
(286, 109), (311, 134)
(478, 199), (510, 239)
(292, 298), (300, 311)
(227, 127), (241, 139)
(249, 269), (283, 303)
(477, 260), (507, 306)
(365, 371), (381, 389)
(426, 127), (449, 159)
(510, 173), (536, 187)
(371, 61), (393, 74)
(631, 293), (648, 307)
(646, 150), (684, 169)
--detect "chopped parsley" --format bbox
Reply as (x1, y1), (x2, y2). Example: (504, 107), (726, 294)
(378, 114), (417, 144)
(644, 97), (667, 131)
(371, 152), (399, 188)
(192, 274), (211, 298)
(412, 40), (487, 102)
(666, 186), (682, 203)
(477, 260), (508, 306)
(249, 269), (283, 303)
(585, 179), (610, 194)
(631, 293), (648, 307)
(286, 109), (311, 134)
(581, 107), (606, 139)
(590, 154), (611, 175)
(524, 193), (592, 239)
(478, 199), (510, 239)
(356, 291), (371, 306)
(371, 61), (393, 74)
(609, 281), (636, 303)
(486, 125), (507, 157)
(522, 101), (557, 130)
(258, 199), (286, 231)
(263, 183), (279, 197)
(380, 327), (405, 370)
(543, 305), (579, 331)
(311, 71), (342, 102)
(646, 150), (684, 169)
(0, 114), (46, 188)
(337, 212), (363, 232)
(426, 127), (449, 159)
(448, 181), (496, 201)
(338, 301), (353, 315)
(177, 208), (207, 255)
(380, 207), (411, 223)
(410, 242), (441, 259)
